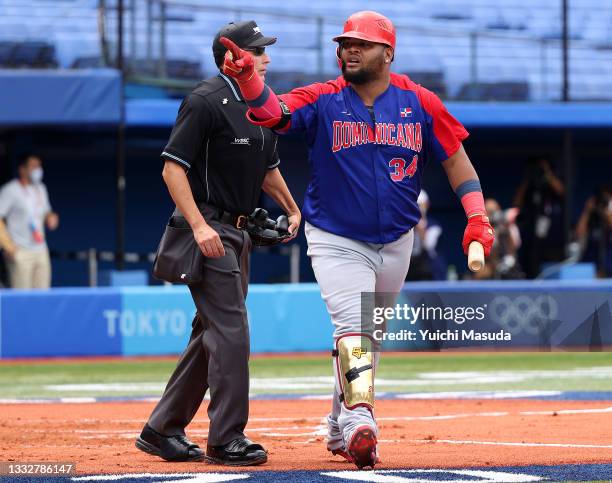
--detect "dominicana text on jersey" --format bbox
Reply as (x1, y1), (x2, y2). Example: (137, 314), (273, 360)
(276, 72), (468, 244)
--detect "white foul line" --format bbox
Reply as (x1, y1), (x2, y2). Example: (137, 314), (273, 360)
(377, 412), (509, 421)
(321, 469), (543, 482)
(72, 473), (250, 482)
(412, 439), (612, 449)
(520, 406), (612, 415)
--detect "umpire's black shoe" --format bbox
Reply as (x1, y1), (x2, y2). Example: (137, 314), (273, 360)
(205, 437), (267, 466)
(135, 423), (204, 462)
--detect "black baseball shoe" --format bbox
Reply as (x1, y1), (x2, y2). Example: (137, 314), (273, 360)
(205, 437), (267, 466)
(135, 423), (204, 462)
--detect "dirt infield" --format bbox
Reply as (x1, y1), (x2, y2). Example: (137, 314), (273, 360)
(1, 399), (611, 475)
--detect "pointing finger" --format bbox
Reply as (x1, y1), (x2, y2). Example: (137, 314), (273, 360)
(220, 37), (242, 58)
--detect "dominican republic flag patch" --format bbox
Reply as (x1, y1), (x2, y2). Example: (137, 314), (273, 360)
(400, 107), (412, 117)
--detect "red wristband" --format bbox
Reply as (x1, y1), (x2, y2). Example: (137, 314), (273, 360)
(460, 191), (486, 218)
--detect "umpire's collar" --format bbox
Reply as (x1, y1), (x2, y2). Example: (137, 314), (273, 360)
(219, 72), (243, 102)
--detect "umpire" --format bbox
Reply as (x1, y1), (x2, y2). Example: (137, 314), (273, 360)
(136, 20), (301, 466)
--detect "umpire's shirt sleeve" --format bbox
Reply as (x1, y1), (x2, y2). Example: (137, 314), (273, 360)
(161, 94), (212, 170)
(268, 136), (280, 170)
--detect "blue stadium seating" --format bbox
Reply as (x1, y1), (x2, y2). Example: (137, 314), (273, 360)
(0, 40), (57, 68)
(0, 0), (611, 100)
(0, 41), (16, 65)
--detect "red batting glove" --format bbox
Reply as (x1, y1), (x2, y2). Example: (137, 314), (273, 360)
(462, 213), (495, 257)
(220, 37), (255, 83)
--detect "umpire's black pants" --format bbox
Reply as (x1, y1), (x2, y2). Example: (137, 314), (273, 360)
(148, 205), (251, 446)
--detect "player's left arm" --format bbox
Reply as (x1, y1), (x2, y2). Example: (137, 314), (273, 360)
(418, 84), (494, 258)
(262, 168), (301, 240)
(442, 144), (478, 191)
(442, 145), (495, 257)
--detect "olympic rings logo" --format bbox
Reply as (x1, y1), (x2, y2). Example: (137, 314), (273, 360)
(488, 295), (558, 335)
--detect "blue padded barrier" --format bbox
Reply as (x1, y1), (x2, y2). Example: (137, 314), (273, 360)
(0, 284), (332, 358)
(1, 280), (611, 358)
(0, 69), (121, 126)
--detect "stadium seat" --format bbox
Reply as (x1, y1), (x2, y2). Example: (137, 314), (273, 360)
(4, 41), (58, 68)
(166, 59), (202, 80)
(266, 71), (328, 94)
(403, 71), (448, 98)
(0, 41), (17, 66)
(0, 0), (611, 100)
(456, 81), (529, 101)
(71, 56), (106, 69)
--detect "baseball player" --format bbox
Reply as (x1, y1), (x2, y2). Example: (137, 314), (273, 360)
(221, 11), (495, 469)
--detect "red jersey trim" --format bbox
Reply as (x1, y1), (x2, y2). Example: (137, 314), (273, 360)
(390, 72), (468, 159)
(279, 76), (348, 112)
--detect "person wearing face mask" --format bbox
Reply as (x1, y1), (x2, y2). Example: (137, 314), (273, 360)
(0, 154), (59, 289)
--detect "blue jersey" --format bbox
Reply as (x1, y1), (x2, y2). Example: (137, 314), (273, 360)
(277, 73), (468, 244)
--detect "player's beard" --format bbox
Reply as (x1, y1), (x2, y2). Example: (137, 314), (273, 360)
(341, 54), (385, 85)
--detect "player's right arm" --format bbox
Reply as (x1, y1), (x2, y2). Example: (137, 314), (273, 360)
(220, 37), (324, 134)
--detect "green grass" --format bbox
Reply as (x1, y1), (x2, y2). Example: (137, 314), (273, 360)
(1, 352), (611, 399)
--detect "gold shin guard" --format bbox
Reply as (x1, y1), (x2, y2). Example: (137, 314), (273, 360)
(334, 334), (374, 410)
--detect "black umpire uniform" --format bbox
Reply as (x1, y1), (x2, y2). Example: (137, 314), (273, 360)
(136, 21), (281, 466)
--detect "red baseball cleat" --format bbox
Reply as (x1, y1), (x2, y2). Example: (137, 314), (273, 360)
(347, 426), (378, 469)
(330, 447), (354, 463)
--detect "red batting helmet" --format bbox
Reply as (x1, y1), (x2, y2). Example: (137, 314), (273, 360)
(333, 11), (396, 50)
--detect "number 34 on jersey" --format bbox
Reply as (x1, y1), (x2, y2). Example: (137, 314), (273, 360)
(389, 155), (418, 182)
(331, 120), (422, 183)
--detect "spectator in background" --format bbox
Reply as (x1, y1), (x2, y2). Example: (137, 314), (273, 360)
(576, 185), (612, 278)
(513, 156), (565, 278)
(406, 190), (446, 280)
(472, 198), (524, 279)
(0, 154), (59, 288)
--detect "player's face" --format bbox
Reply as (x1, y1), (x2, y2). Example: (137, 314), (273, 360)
(245, 47), (271, 81)
(339, 39), (389, 85)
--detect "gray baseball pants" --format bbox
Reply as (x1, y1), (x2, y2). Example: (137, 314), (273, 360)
(305, 221), (414, 449)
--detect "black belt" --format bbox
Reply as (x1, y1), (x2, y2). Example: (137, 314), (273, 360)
(195, 202), (248, 229)
(219, 210), (248, 229)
